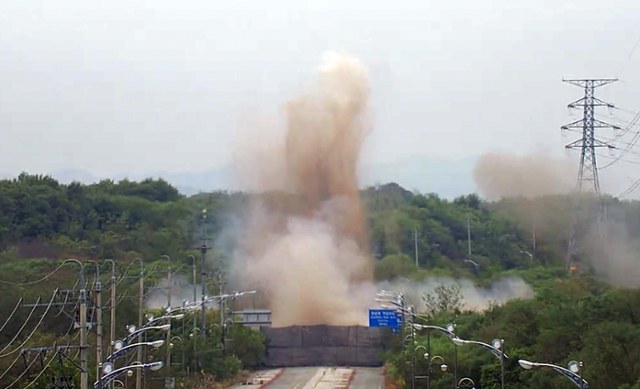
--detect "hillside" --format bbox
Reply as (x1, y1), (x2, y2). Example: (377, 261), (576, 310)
(0, 174), (639, 389)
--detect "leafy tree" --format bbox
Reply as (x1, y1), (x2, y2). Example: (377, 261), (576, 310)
(422, 284), (464, 318)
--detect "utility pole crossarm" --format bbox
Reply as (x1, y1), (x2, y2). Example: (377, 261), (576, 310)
(562, 78), (618, 88)
(21, 345), (83, 354)
(561, 118), (621, 132)
(567, 96), (614, 108)
(564, 138), (615, 150)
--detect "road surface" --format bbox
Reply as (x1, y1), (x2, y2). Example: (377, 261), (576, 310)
(269, 367), (322, 389)
(256, 367), (384, 389)
(349, 368), (384, 389)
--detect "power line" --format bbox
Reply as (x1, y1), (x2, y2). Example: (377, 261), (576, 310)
(0, 297), (42, 356)
(618, 176), (640, 198)
(616, 28), (640, 77)
(0, 262), (68, 286)
(18, 352), (57, 389)
(0, 319), (76, 385)
(0, 290), (59, 358)
(0, 298), (23, 334)
(3, 347), (41, 389)
(600, 112), (640, 169)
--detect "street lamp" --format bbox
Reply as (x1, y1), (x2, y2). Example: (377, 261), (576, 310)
(429, 355), (447, 372)
(520, 250), (534, 260)
(122, 324), (171, 345)
(453, 338), (507, 389)
(105, 340), (164, 364)
(170, 336), (185, 372)
(189, 328), (202, 339)
(95, 361), (163, 389)
(203, 290), (257, 353)
(457, 377), (475, 389)
(518, 359), (587, 389)
(144, 311), (185, 329)
(414, 350), (449, 389)
(412, 323), (458, 389)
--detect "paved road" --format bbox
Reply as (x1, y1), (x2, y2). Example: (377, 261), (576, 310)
(263, 367), (384, 389)
(349, 368), (384, 389)
(268, 367), (324, 389)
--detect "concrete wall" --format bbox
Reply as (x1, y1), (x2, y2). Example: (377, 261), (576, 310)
(261, 325), (387, 367)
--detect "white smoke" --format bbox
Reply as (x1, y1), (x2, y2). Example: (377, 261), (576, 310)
(374, 276), (535, 312)
(145, 274), (220, 310)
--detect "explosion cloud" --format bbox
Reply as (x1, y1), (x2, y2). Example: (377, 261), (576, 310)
(232, 52), (374, 327)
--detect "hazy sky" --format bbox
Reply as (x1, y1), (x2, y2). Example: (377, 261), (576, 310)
(1, 0), (640, 194)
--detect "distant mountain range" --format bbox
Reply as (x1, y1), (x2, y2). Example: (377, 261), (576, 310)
(2, 156), (479, 199)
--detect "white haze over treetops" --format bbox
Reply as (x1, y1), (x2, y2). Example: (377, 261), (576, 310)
(145, 273), (536, 322)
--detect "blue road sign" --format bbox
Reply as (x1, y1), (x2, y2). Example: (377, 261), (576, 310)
(369, 309), (400, 328)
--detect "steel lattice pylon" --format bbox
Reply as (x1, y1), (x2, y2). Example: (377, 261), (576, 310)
(561, 79), (619, 267)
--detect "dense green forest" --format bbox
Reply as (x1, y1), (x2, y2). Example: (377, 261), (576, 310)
(0, 174), (639, 389)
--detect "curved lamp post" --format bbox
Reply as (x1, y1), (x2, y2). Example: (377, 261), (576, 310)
(122, 324), (171, 345)
(422, 353), (449, 389)
(518, 359), (587, 389)
(170, 336), (185, 372)
(105, 340), (164, 364)
(453, 338), (507, 389)
(95, 361), (163, 389)
(377, 291), (407, 336)
(430, 355), (447, 371)
(414, 348), (449, 389)
(457, 377), (475, 389)
(413, 323), (458, 389)
(144, 311), (185, 329)
(189, 327), (202, 339)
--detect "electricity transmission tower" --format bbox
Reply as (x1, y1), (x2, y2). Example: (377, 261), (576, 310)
(561, 78), (619, 267)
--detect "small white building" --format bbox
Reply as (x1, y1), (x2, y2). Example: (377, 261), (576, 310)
(232, 309), (272, 329)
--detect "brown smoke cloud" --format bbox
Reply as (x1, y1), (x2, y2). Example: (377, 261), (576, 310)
(473, 152), (640, 287)
(583, 222), (640, 288)
(473, 152), (574, 200)
(231, 52), (374, 327)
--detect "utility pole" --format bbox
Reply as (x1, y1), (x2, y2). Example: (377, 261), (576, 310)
(562, 79), (619, 267)
(135, 258), (144, 389)
(104, 260), (116, 389)
(531, 210), (537, 252)
(93, 262), (103, 384)
(161, 255), (172, 381)
(219, 273), (226, 355)
(415, 228), (419, 267)
(77, 261), (88, 389)
(161, 255), (172, 309)
(188, 255), (197, 374)
(199, 209), (210, 371)
(466, 214), (472, 258)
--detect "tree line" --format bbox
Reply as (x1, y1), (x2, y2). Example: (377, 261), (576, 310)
(0, 174), (639, 388)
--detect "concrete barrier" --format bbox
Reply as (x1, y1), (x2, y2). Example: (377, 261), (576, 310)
(261, 326), (387, 367)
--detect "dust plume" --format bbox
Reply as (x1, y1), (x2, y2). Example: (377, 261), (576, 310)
(473, 152), (640, 287)
(376, 276), (535, 312)
(145, 275), (215, 310)
(230, 52), (374, 327)
(578, 205), (640, 288)
(473, 152), (574, 200)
